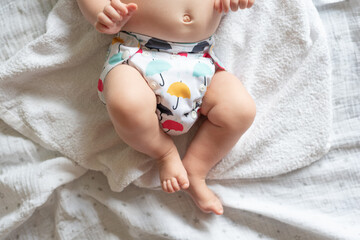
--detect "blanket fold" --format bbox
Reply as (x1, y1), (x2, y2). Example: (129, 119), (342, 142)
(0, 0), (331, 191)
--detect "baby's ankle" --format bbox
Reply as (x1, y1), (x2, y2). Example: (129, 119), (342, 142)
(183, 160), (207, 180)
(151, 142), (179, 162)
(186, 171), (207, 182)
(156, 144), (179, 164)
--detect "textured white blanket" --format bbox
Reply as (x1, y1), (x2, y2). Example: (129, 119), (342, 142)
(0, 0), (331, 192)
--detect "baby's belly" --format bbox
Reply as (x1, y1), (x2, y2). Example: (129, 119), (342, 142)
(121, 0), (222, 43)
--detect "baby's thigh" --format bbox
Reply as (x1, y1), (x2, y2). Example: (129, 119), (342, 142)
(201, 71), (256, 127)
(203, 71), (254, 111)
(104, 64), (157, 115)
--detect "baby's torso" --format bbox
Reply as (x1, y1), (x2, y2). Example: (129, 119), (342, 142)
(121, 0), (222, 43)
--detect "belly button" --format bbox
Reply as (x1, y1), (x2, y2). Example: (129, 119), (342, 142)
(182, 14), (192, 23)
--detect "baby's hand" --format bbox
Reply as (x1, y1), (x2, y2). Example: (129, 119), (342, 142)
(214, 0), (254, 13)
(95, 0), (137, 34)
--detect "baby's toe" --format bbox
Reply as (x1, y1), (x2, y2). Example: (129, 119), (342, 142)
(162, 180), (168, 192)
(171, 177), (181, 191)
(213, 201), (224, 215)
(166, 179), (175, 193)
(161, 179), (180, 193)
(178, 175), (189, 189)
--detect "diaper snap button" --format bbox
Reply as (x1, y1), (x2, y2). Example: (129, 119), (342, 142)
(122, 50), (130, 59)
(149, 81), (158, 90)
(191, 111), (198, 119)
(199, 84), (206, 92)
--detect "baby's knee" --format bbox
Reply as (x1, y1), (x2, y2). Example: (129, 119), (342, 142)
(236, 99), (256, 130)
(214, 97), (256, 132)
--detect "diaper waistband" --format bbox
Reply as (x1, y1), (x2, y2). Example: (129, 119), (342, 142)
(115, 31), (215, 54)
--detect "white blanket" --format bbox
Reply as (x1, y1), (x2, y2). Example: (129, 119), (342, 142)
(2, 0), (360, 239)
(0, 0), (331, 192)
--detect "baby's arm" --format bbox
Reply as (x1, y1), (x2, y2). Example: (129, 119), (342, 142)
(77, 0), (137, 34)
(214, 0), (254, 13)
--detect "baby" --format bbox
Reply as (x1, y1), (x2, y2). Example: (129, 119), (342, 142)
(77, 0), (256, 215)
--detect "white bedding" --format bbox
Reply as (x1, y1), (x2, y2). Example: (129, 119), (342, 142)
(0, 0), (359, 239)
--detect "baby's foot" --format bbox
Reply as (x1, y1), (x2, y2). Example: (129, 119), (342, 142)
(157, 147), (189, 193)
(185, 175), (223, 215)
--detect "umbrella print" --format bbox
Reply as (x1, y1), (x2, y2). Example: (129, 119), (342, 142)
(109, 52), (123, 65)
(145, 38), (172, 51)
(145, 60), (172, 86)
(191, 41), (209, 53)
(193, 62), (213, 86)
(167, 82), (191, 110)
(162, 120), (184, 132)
(157, 103), (173, 121)
(98, 78), (104, 92)
(109, 44), (123, 65)
(112, 37), (125, 45)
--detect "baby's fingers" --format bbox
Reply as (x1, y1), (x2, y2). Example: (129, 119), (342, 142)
(111, 0), (136, 16)
(97, 12), (114, 28)
(103, 4), (122, 22)
(222, 0), (231, 13)
(237, 0), (255, 10)
(126, 3), (138, 13)
(247, 0), (255, 8)
(95, 21), (110, 34)
(214, 0), (222, 13)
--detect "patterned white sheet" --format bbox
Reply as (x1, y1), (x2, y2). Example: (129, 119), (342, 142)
(0, 0), (359, 239)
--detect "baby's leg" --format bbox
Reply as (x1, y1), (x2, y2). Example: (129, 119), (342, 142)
(182, 71), (256, 215)
(104, 64), (189, 192)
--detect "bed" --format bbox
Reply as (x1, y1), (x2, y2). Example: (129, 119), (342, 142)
(0, 0), (359, 239)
